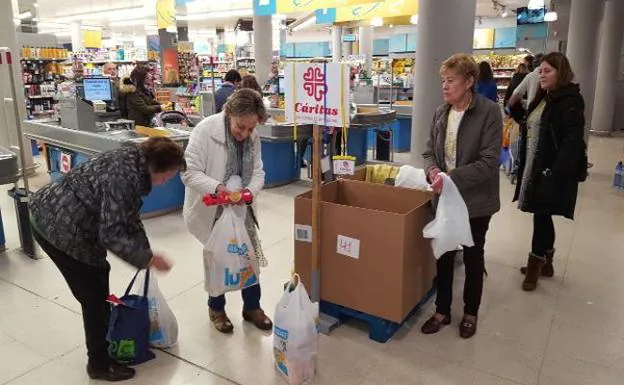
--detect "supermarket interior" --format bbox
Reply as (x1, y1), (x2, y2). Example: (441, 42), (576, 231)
(0, 0), (624, 384)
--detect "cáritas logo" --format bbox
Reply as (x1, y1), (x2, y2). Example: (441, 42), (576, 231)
(303, 67), (327, 102)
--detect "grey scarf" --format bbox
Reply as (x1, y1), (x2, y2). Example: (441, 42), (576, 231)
(216, 116), (266, 266)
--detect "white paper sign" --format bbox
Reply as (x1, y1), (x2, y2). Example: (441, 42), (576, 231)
(295, 224), (312, 243)
(337, 235), (360, 259)
(333, 159), (355, 175)
(60, 153), (72, 174)
(285, 63), (350, 127)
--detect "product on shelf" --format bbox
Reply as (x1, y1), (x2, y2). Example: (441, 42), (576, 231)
(21, 46), (69, 60)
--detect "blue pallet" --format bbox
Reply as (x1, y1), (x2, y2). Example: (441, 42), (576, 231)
(320, 286), (436, 343)
(367, 120), (410, 152)
(347, 129), (368, 165)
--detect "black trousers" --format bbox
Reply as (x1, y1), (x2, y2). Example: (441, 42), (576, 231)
(532, 214), (555, 256)
(33, 231), (111, 370)
(435, 216), (492, 317)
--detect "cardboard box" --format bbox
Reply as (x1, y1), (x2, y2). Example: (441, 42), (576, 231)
(294, 179), (436, 323)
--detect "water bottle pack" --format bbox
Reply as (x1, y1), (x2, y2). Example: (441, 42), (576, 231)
(614, 161), (624, 190)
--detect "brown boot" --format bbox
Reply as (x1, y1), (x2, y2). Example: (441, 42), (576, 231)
(522, 253), (546, 291)
(209, 309), (234, 334)
(520, 249), (555, 277)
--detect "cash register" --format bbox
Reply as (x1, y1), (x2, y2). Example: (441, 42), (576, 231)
(60, 77), (134, 132)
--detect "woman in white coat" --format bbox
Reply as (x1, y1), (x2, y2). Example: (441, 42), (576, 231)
(182, 89), (272, 333)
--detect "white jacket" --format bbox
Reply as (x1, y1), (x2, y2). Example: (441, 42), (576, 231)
(182, 112), (265, 244)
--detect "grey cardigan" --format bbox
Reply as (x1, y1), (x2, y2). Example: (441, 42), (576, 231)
(423, 93), (503, 219)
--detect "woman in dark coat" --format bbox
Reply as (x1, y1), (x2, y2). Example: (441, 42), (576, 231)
(118, 66), (164, 127)
(514, 52), (587, 291)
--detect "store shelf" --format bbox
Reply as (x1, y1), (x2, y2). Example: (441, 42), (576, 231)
(28, 95), (56, 99)
(21, 58), (68, 62)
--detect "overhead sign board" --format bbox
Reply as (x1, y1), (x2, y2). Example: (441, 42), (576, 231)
(317, 0), (418, 23)
(254, 0), (380, 15)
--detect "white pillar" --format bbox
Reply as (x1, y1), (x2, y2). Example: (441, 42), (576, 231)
(410, 0), (476, 167)
(70, 21), (83, 51)
(342, 28), (353, 58)
(253, 15), (273, 87)
(0, 0), (34, 173)
(358, 25), (373, 75)
(566, 0), (604, 140)
(591, 0), (624, 135)
(332, 26), (343, 63)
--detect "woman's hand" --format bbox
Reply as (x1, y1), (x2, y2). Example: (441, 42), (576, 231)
(149, 255), (173, 272)
(427, 167), (444, 194)
(215, 184), (229, 194)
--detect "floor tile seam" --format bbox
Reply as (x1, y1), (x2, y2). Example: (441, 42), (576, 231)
(454, 362), (533, 385)
(0, 345), (61, 385)
(0, 276), (81, 315)
(535, 220), (577, 385)
(164, 280), (204, 301)
(157, 348), (242, 385)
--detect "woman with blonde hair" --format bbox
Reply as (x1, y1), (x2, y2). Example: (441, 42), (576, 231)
(182, 88), (272, 334)
(421, 53), (502, 339)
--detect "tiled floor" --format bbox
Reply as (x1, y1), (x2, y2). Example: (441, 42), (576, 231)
(0, 134), (623, 385)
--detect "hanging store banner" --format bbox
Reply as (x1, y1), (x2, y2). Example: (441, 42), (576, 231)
(318, 0), (418, 23)
(157, 0), (176, 29)
(285, 63), (350, 127)
(255, 0), (380, 16)
(473, 29), (495, 49)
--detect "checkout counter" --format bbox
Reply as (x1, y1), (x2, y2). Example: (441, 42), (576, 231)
(23, 77), (190, 217)
(353, 85), (413, 153)
(261, 106), (396, 187)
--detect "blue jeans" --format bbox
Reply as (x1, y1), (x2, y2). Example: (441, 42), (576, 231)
(208, 283), (261, 312)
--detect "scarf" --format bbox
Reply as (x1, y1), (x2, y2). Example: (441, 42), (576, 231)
(216, 116), (266, 267)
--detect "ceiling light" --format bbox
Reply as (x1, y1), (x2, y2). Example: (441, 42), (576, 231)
(56, 7), (145, 22)
(527, 0), (545, 10)
(370, 17), (383, 27)
(110, 19), (150, 27)
(292, 16), (316, 32)
(177, 8), (253, 21)
(18, 11), (33, 19)
(34, 2), (39, 8)
(501, 8), (509, 18)
(410, 14), (419, 25)
(544, 11), (558, 21)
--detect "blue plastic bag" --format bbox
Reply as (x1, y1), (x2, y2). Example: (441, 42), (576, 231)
(107, 269), (155, 365)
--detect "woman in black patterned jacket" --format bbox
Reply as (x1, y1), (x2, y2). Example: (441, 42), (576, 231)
(29, 137), (185, 382)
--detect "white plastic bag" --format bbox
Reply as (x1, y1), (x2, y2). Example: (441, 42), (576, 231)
(203, 205), (259, 297)
(395, 165), (431, 191)
(134, 269), (179, 349)
(273, 277), (319, 385)
(423, 173), (474, 258)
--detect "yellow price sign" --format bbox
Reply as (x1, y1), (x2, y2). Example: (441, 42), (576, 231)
(276, 0), (379, 14)
(335, 0), (418, 22)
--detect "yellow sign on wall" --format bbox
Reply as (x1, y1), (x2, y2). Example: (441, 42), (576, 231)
(156, 0), (176, 29)
(335, 0), (418, 22)
(277, 0), (379, 14)
(473, 28), (495, 49)
(82, 30), (102, 49)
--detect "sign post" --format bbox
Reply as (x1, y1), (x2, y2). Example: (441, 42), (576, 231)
(285, 63), (350, 304)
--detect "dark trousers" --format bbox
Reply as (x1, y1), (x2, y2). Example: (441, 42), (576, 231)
(532, 214), (555, 256)
(208, 283), (261, 312)
(435, 216), (492, 317)
(33, 231), (111, 370)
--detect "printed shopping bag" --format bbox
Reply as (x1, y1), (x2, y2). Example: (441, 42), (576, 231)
(273, 275), (319, 385)
(423, 173), (474, 258)
(134, 269), (179, 349)
(107, 270), (155, 365)
(203, 206), (259, 297)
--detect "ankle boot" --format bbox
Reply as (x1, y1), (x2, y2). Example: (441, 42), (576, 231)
(520, 249), (555, 277)
(541, 249), (555, 277)
(522, 253), (546, 291)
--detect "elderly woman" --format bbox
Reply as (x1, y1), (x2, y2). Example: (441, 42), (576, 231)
(421, 54), (503, 339)
(29, 137), (183, 381)
(515, 53), (586, 291)
(182, 88), (272, 334)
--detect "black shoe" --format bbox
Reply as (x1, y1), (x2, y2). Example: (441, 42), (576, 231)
(87, 361), (136, 382)
(421, 314), (451, 335)
(459, 316), (478, 339)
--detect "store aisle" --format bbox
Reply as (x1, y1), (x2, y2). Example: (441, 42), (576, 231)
(0, 135), (623, 385)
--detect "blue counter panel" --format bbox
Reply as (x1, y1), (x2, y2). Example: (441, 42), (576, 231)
(261, 139), (299, 188)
